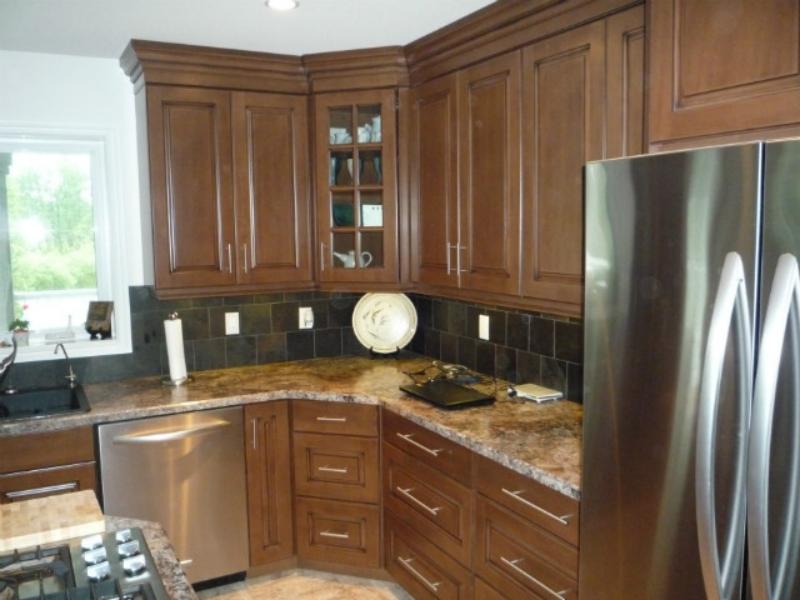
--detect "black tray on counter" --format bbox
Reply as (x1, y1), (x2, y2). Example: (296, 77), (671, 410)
(399, 379), (495, 410)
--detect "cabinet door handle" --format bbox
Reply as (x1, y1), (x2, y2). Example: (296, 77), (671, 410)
(398, 557), (441, 592)
(320, 242), (326, 272)
(318, 465), (349, 474)
(396, 486), (442, 516)
(456, 244), (468, 274)
(501, 488), (572, 526)
(319, 530), (350, 540)
(226, 243), (233, 274)
(446, 243), (453, 275)
(251, 418), (257, 450)
(500, 556), (569, 599)
(4, 481), (78, 500)
(396, 432), (442, 457)
(316, 416), (347, 423)
(242, 243), (249, 274)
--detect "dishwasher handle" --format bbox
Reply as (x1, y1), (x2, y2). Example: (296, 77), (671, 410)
(112, 418), (231, 444)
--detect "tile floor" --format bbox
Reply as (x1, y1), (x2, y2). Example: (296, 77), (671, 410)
(196, 569), (411, 600)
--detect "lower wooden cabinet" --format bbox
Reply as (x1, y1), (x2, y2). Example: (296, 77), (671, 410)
(0, 462), (96, 504)
(0, 426), (97, 504)
(244, 401), (294, 565)
(474, 577), (508, 600)
(296, 496), (381, 568)
(384, 512), (473, 599)
(474, 495), (578, 600)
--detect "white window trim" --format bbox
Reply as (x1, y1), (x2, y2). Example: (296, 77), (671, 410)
(0, 124), (132, 363)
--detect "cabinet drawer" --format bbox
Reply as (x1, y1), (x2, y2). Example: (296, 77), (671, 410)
(383, 410), (471, 485)
(474, 578), (510, 600)
(385, 512), (472, 600)
(383, 442), (472, 566)
(0, 462), (97, 504)
(295, 497), (380, 568)
(293, 400), (378, 437)
(475, 454), (579, 546)
(475, 496), (578, 600)
(293, 433), (379, 503)
(0, 427), (94, 474)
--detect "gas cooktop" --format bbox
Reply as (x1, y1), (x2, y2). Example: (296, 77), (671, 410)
(0, 528), (167, 600)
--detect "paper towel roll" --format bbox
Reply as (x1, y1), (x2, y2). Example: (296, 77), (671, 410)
(164, 317), (188, 383)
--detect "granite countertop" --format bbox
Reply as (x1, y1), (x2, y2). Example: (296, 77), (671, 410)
(0, 356), (582, 499)
(105, 516), (195, 600)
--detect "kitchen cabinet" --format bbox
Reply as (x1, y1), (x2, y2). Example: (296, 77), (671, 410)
(520, 21), (605, 309)
(292, 401), (381, 570)
(457, 52), (522, 297)
(0, 427), (97, 503)
(649, 0), (800, 148)
(143, 85), (313, 295)
(244, 401), (294, 565)
(409, 73), (459, 289)
(314, 90), (399, 285)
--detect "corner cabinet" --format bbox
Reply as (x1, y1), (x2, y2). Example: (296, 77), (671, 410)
(314, 90), (399, 285)
(144, 86), (313, 295)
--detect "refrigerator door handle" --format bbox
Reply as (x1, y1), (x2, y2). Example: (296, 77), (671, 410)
(748, 254), (800, 600)
(696, 251), (753, 600)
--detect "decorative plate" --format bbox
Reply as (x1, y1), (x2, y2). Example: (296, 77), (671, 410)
(351, 293), (418, 353)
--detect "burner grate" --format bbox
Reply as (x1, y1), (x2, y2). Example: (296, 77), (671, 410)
(0, 546), (73, 600)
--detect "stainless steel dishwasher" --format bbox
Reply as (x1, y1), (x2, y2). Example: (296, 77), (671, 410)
(98, 406), (248, 583)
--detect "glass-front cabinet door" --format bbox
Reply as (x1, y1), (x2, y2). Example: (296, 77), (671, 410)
(315, 90), (397, 284)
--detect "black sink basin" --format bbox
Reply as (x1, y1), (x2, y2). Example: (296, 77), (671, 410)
(0, 384), (90, 421)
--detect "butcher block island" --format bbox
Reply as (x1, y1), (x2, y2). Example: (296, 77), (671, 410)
(0, 356), (582, 599)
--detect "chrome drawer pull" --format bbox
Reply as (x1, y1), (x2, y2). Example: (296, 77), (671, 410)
(318, 465), (349, 474)
(398, 556), (441, 592)
(501, 488), (572, 526)
(396, 433), (443, 457)
(500, 556), (569, 600)
(397, 486), (442, 516)
(320, 530), (350, 540)
(316, 416), (347, 423)
(5, 481), (78, 500)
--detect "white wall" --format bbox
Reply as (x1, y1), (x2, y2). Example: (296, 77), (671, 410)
(0, 49), (144, 285)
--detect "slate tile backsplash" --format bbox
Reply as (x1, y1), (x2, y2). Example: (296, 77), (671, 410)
(5, 286), (365, 389)
(408, 294), (584, 402)
(5, 286), (584, 403)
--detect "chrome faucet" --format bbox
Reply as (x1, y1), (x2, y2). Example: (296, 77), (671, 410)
(53, 343), (77, 386)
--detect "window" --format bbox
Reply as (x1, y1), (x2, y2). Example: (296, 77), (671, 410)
(0, 130), (131, 361)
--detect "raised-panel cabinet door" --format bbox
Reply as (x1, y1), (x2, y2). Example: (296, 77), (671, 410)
(457, 52), (521, 296)
(520, 22), (605, 312)
(232, 92), (313, 286)
(649, 0), (800, 146)
(410, 74), (460, 289)
(244, 401), (294, 566)
(146, 86), (236, 289)
(606, 5), (646, 159)
(314, 89), (398, 284)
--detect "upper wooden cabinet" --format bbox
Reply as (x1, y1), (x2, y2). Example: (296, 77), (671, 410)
(232, 92), (312, 286)
(649, 0), (800, 147)
(458, 52), (522, 297)
(520, 22), (605, 310)
(146, 86), (237, 290)
(314, 90), (399, 285)
(143, 86), (313, 294)
(409, 74), (459, 289)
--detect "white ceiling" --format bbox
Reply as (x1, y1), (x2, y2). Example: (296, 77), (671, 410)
(0, 0), (495, 59)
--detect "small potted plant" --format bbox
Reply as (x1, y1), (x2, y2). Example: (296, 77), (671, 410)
(9, 303), (30, 346)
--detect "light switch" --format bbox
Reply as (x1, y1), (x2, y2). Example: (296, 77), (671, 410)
(478, 314), (490, 340)
(298, 306), (314, 329)
(225, 312), (240, 335)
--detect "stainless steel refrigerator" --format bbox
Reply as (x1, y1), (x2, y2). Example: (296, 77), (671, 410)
(581, 141), (800, 600)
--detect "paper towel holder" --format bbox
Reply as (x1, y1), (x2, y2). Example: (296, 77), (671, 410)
(161, 312), (194, 386)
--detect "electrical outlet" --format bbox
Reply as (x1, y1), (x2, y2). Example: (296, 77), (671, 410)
(298, 306), (314, 329)
(478, 314), (490, 340)
(225, 312), (240, 335)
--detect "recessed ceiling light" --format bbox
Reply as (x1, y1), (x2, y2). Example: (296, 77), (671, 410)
(266, 0), (298, 10)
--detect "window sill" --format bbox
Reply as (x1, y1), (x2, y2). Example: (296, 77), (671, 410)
(10, 337), (132, 363)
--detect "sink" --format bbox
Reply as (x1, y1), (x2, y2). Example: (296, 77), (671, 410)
(0, 384), (90, 421)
